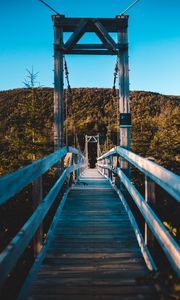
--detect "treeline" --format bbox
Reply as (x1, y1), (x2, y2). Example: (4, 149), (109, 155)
(0, 88), (179, 175)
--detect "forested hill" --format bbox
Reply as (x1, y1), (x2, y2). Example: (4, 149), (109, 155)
(0, 88), (179, 175)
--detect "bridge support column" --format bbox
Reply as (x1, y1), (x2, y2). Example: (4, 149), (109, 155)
(109, 156), (113, 180)
(32, 176), (43, 256)
(117, 16), (131, 178)
(75, 153), (81, 180)
(97, 133), (100, 159)
(53, 16), (64, 173)
(85, 135), (88, 166)
(145, 158), (156, 251)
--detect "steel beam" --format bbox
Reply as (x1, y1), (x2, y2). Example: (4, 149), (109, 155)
(64, 19), (88, 50)
(64, 49), (118, 55)
(93, 20), (117, 50)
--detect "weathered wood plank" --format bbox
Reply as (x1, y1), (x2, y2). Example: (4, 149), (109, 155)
(23, 169), (158, 299)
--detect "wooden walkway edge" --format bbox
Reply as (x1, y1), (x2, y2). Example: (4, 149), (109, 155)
(21, 169), (158, 300)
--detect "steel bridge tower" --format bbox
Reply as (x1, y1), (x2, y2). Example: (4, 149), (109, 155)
(53, 15), (131, 170)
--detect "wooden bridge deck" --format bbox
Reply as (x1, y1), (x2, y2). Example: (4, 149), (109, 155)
(26, 169), (158, 300)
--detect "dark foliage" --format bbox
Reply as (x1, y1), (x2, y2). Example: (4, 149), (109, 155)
(0, 88), (179, 175)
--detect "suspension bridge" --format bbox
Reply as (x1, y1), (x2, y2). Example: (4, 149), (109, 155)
(0, 10), (180, 300)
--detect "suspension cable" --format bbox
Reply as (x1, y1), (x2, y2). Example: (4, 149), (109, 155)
(38, 0), (61, 15)
(111, 58), (120, 145)
(119, 0), (140, 16)
(112, 59), (118, 97)
(64, 56), (71, 93)
(64, 56), (71, 146)
(64, 56), (78, 148)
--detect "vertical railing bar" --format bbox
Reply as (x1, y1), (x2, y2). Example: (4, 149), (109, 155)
(145, 157), (156, 249)
(32, 176), (43, 257)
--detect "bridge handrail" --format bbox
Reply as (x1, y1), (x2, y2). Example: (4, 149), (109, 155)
(0, 147), (87, 288)
(97, 147), (180, 276)
(98, 163), (180, 276)
(97, 146), (180, 202)
(0, 146), (83, 205)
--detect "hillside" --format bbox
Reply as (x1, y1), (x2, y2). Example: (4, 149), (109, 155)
(0, 88), (179, 175)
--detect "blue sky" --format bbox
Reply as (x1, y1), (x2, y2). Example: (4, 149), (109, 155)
(0, 0), (180, 95)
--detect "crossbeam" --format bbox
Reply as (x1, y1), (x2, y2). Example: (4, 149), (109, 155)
(53, 15), (128, 55)
(53, 15), (128, 32)
(93, 20), (117, 50)
(64, 49), (118, 55)
(64, 19), (88, 50)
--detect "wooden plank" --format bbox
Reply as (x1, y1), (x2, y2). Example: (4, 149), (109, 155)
(28, 286), (156, 296)
(26, 296), (156, 300)
(23, 169), (158, 299)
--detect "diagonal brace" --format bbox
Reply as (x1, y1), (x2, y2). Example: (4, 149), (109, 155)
(93, 20), (117, 51)
(64, 19), (88, 50)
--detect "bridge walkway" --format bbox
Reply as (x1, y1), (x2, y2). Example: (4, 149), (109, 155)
(25, 169), (158, 300)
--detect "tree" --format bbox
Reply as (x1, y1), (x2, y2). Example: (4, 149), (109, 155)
(23, 67), (41, 160)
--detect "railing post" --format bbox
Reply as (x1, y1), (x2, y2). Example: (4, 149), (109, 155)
(67, 152), (73, 186)
(108, 158), (110, 179)
(79, 156), (83, 176)
(115, 156), (121, 188)
(105, 158), (108, 177)
(109, 156), (113, 181)
(112, 156), (116, 184)
(71, 154), (76, 184)
(32, 176), (43, 257)
(145, 157), (156, 250)
(75, 153), (80, 180)
(102, 159), (104, 175)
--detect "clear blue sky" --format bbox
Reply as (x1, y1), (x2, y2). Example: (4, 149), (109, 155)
(0, 0), (180, 95)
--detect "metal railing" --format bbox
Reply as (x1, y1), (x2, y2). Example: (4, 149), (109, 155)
(97, 146), (180, 277)
(0, 146), (87, 288)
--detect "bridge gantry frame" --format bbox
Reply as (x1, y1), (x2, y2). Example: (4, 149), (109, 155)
(85, 134), (101, 164)
(53, 15), (131, 159)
